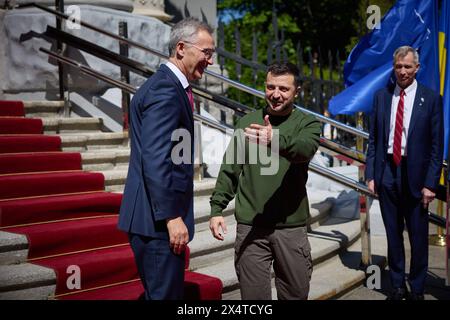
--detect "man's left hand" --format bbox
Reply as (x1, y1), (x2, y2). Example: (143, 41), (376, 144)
(421, 187), (436, 209)
(244, 115), (273, 145)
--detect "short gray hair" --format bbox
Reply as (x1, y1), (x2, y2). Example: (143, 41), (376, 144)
(393, 46), (419, 65)
(168, 17), (213, 57)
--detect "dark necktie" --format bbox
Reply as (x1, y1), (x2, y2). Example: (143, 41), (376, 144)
(393, 89), (405, 166)
(186, 86), (194, 112)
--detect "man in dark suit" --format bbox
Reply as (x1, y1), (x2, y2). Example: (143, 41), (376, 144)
(118, 18), (214, 300)
(366, 46), (443, 300)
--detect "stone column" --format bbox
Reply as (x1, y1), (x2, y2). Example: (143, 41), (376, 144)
(131, 0), (172, 21)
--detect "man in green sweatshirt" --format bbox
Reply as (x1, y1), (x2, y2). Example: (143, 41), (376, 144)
(209, 62), (321, 300)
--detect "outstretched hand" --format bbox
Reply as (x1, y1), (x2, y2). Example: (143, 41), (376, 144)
(244, 115), (273, 145)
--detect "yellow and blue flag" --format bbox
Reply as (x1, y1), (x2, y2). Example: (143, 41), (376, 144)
(439, 0), (450, 159)
(329, 0), (439, 116)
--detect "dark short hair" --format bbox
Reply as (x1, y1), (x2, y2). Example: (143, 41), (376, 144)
(267, 62), (300, 87)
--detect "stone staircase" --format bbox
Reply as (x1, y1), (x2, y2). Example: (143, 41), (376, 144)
(0, 100), (387, 300)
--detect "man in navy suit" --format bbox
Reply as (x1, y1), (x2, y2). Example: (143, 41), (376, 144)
(118, 18), (214, 300)
(366, 46), (443, 300)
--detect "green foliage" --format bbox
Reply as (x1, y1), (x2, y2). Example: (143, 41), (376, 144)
(346, 0), (396, 52)
(217, 0), (396, 110)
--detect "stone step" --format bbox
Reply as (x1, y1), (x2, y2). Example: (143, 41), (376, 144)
(0, 231), (28, 265)
(100, 168), (217, 195)
(193, 178), (217, 197)
(42, 117), (103, 134)
(0, 284), (56, 300)
(306, 189), (335, 228)
(308, 235), (387, 300)
(23, 101), (64, 118)
(100, 169), (128, 192)
(194, 195), (235, 226)
(81, 149), (130, 171)
(191, 215), (361, 295)
(60, 132), (128, 152)
(0, 263), (55, 296)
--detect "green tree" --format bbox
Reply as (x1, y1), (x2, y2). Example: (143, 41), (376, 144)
(217, 0), (395, 110)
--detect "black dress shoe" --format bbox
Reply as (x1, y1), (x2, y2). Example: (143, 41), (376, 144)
(408, 292), (425, 300)
(387, 288), (407, 300)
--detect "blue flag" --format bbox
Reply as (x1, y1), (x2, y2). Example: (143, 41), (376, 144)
(439, 0), (450, 159)
(329, 0), (439, 116)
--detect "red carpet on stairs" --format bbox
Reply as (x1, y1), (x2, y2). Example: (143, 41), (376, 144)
(33, 245), (138, 296)
(0, 100), (223, 300)
(5, 216), (127, 259)
(0, 135), (61, 153)
(0, 100), (25, 116)
(0, 117), (43, 134)
(0, 152), (82, 174)
(59, 279), (145, 300)
(0, 171), (105, 200)
(0, 192), (122, 227)
(184, 271), (224, 300)
(59, 271), (223, 300)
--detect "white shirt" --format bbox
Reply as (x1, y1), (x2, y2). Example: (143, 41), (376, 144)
(165, 61), (189, 90)
(387, 79), (417, 156)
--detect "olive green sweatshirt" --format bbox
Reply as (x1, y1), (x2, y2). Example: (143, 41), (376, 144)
(210, 107), (321, 227)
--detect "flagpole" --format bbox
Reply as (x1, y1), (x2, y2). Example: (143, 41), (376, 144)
(357, 111), (372, 267)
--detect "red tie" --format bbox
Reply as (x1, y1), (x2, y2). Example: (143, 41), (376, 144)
(393, 89), (405, 166)
(186, 86), (194, 112)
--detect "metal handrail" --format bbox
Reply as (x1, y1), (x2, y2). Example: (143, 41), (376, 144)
(39, 48), (445, 227)
(40, 48), (136, 93)
(41, 48), (368, 190)
(25, 2), (368, 140)
(36, 24), (368, 167)
(40, 47), (446, 230)
(193, 113), (234, 133)
(41, 47), (234, 134)
(30, 25), (369, 168)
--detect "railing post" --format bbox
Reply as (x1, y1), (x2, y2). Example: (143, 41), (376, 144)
(357, 111), (372, 268)
(194, 121), (204, 181)
(118, 21), (130, 132)
(234, 25), (241, 103)
(252, 29), (258, 109)
(218, 21), (226, 98)
(55, 1), (65, 99)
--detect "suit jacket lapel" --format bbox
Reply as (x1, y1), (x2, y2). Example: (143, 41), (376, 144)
(159, 64), (194, 127)
(383, 87), (394, 143)
(407, 83), (424, 138)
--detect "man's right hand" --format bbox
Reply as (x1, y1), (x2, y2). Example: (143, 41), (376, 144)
(166, 217), (188, 255)
(367, 179), (377, 195)
(209, 216), (227, 241)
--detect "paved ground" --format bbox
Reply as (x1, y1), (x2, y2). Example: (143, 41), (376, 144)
(339, 225), (450, 300)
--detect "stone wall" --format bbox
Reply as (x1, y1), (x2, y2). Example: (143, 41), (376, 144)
(0, 5), (170, 98)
